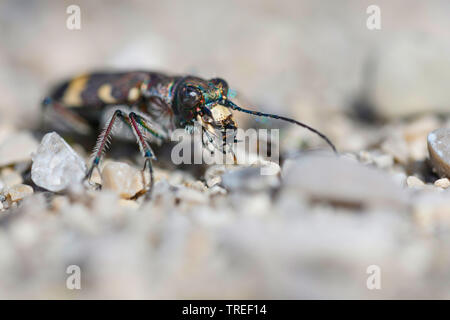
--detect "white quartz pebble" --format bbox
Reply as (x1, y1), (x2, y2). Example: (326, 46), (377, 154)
(31, 132), (87, 192)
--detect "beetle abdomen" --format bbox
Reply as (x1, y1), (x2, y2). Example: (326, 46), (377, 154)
(51, 72), (151, 108)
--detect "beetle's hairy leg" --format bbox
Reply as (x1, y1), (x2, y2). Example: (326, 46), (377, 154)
(128, 112), (167, 142)
(129, 112), (156, 200)
(201, 126), (215, 156)
(85, 165), (102, 189)
(42, 97), (92, 134)
(86, 109), (127, 186)
(202, 126), (225, 155)
(221, 130), (238, 165)
(142, 157), (154, 201)
(201, 126), (237, 164)
(196, 116), (215, 155)
(227, 138), (239, 165)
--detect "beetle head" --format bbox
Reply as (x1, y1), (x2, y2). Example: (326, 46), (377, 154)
(175, 77), (237, 136)
(174, 76), (337, 155)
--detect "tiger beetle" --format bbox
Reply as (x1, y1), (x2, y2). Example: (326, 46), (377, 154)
(42, 71), (337, 199)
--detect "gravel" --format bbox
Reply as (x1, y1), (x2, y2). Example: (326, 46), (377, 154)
(2, 0), (450, 300)
(0, 119), (449, 299)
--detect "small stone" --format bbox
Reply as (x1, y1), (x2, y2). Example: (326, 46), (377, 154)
(373, 154), (394, 169)
(101, 162), (146, 199)
(168, 170), (186, 185)
(282, 154), (408, 208)
(185, 180), (207, 192)
(31, 132), (87, 192)
(434, 178), (450, 189)
(174, 187), (208, 205)
(221, 164), (280, 192)
(403, 116), (440, 143)
(118, 199), (139, 209)
(381, 132), (409, 165)
(155, 169), (170, 182)
(7, 184), (33, 202)
(1, 168), (23, 187)
(0, 131), (38, 167)
(208, 185), (227, 197)
(340, 152), (358, 163)
(358, 151), (394, 169)
(391, 172), (407, 187)
(406, 176), (425, 188)
(51, 195), (70, 211)
(358, 150), (373, 164)
(428, 128), (450, 178)
(204, 165), (226, 188)
(408, 139), (429, 162)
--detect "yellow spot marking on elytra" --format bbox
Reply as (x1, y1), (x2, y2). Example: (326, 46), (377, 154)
(98, 84), (117, 104)
(62, 74), (89, 107)
(128, 87), (140, 102)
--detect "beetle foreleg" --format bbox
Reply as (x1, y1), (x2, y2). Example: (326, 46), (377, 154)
(86, 109), (128, 186)
(201, 127), (215, 156)
(86, 110), (156, 199)
(142, 157), (154, 201)
(129, 112), (156, 200)
(202, 127), (224, 154)
(220, 132), (238, 165)
(128, 112), (167, 142)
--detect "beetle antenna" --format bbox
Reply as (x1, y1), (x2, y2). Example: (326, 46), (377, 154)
(223, 99), (337, 154)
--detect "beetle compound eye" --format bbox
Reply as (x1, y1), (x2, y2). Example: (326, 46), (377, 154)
(181, 86), (202, 108)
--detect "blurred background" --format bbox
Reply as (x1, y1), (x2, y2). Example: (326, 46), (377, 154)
(1, 0), (449, 133)
(1, 0), (450, 299)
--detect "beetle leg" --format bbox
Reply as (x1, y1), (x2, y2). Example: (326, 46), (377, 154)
(221, 133), (238, 165)
(128, 112), (156, 200)
(86, 110), (157, 199)
(86, 109), (128, 186)
(202, 127), (225, 154)
(142, 157), (154, 200)
(201, 126), (215, 156)
(127, 112), (168, 142)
